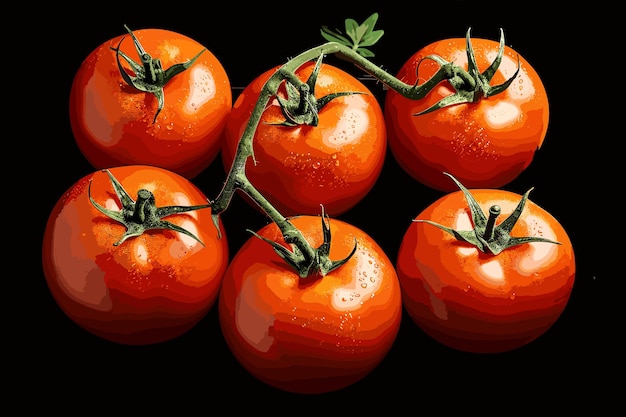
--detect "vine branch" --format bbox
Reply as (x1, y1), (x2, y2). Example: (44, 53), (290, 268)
(209, 15), (500, 278)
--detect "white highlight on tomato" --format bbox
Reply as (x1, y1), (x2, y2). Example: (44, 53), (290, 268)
(517, 214), (559, 274)
(484, 101), (520, 129)
(455, 210), (473, 230)
(176, 219), (201, 248)
(479, 260), (505, 283)
(332, 249), (379, 311)
(322, 96), (368, 148)
(185, 65), (215, 114)
(104, 198), (120, 211)
(133, 243), (149, 265)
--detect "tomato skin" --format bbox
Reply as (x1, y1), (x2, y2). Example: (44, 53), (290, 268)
(385, 36), (549, 192)
(396, 188), (575, 353)
(218, 216), (402, 394)
(70, 28), (232, 179)
(42, 165), (229, 345)
(221, 61), (387, 217)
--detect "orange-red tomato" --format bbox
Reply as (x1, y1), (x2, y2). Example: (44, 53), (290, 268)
(42, 165), (229, 345)
(218, 215), (402, 394)
(385, 31), (549, 192)
(396, 183), (575, 353)
(221, 61), (387, 217)
(70, 27), (232, 178)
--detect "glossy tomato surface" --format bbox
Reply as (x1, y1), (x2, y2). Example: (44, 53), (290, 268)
(385, 34), (549, 192)
(396, 187), (575, 353)
(218, 215), (402, 394)
(70, 28), (232, 178)
(31, 6), (612, 409)
(42, 165), (229, 345)
(221, 61), (387, 217)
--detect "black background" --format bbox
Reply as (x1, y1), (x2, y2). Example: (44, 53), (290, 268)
(24, 2), (612, 412)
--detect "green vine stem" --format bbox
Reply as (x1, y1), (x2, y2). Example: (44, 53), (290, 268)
(209, 14), (510, 277)
(211, 45), (459, 213)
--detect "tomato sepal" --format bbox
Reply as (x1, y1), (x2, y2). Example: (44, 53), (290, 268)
(414, 28), (521, 116)
(416, 173), (561, 255)
(109, 24), (206, 123)
(248, 206), (357, 278)
(89, 169), (210, 246)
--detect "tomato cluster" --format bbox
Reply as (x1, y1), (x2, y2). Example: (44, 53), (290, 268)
(43, 15), (575, 395)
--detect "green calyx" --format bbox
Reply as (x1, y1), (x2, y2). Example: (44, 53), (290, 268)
(415, 173), (560, 255)
(89, 169), (210, 246)
(414, 28), (520, 116)
(248, 206), (357, 278)
(109, 24), (205, 123)
(272, 53), (365, 127)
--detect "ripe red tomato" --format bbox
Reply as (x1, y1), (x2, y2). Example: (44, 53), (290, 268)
(396, 174), (575, 353)
(385, 29), (549, 192)
(70, 26), (232, 178)
(218, 214), (402, 394)
(42, 165), (229, 345)
(221, 60), (386, 217)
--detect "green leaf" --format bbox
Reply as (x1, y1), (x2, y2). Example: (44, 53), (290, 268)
(345, 18), (359, 42)
(360, 30), (384, 47)
(319, 13), (384, 56)
(362, 12), (380, 32)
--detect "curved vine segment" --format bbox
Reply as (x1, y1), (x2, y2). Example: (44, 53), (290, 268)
(89, 169), (211, 246)
(248, 206), (357, 278)
(415, 173), (560, 255)
(109, 24), (206, 123)
(414, 28), (521, 115)
(208, 13), (471, 281)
